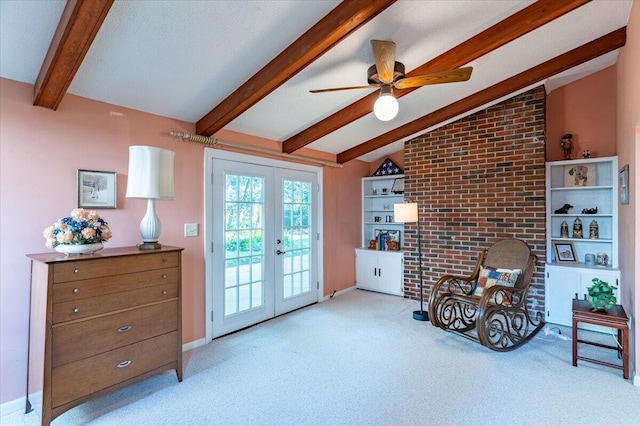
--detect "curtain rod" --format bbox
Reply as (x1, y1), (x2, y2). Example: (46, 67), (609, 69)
(169, 131), (342, 168)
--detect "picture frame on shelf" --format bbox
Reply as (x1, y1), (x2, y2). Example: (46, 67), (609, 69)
(563, 164), (596, 187)
(391, 178), (404, 194)
(77, 169), (117, 209)
(552, 241), (578, 263)
(619, 164), (629, 205)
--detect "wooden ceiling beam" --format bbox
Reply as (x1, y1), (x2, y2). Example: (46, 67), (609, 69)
(282, 0), (591, 154)
(33, 0), (114, 110)
(336, 27), (626, 164)
(196, 0), (396, 136)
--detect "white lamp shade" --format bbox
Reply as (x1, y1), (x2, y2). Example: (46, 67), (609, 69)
(374, 93), (399, 121)
(394, 202), (418, 223)
(126, 146), (175, 200)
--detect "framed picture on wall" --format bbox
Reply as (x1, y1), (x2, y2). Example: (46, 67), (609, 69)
(620, 164), (629, 205)
(552, 241), (578, 263)
(77, 169), (117, 209)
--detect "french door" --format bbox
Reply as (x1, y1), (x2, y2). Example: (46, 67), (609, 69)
(206, 151), (321, 339)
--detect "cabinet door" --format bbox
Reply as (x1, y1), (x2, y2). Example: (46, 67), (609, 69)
(579, 270), (619, 298)
(377, 253), (403, 296)
(545, 267), (579, 326)
(355, 250), (378, 291)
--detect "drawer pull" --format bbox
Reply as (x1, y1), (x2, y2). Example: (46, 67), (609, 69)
(162, 274), (168, 279)
(73, 308), (79, 313)
(74, 269), (79, 274)
(73, 288), (79, 293)
(117, 325), (132, 333)
(162, 290), (168, 295)
(116, 360), (131, 368)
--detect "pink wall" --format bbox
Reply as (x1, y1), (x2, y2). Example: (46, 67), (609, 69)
(0, 78), (367, 405)
(615, 0), (640, 384)
(546, 66), (617, 161)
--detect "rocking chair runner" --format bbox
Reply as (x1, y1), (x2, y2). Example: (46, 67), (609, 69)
(427, 239), (545, 351)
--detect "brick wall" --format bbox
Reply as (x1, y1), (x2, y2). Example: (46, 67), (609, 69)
(403, 86), (546, 314)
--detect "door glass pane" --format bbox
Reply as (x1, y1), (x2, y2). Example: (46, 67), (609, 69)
(282, 179), (312, 300)
(224, 173), (265, 316)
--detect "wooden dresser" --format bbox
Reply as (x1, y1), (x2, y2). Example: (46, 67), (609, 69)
(26, 246), (183, 425)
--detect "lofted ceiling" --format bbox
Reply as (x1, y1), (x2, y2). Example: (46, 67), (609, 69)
(0, 0), (633, 163)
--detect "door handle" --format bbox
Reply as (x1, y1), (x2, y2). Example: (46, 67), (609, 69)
(276, 249), (286, 255)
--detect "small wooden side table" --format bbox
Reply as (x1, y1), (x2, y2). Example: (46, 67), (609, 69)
(572, 299), (629, 379)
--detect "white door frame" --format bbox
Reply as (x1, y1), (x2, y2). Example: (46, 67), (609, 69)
(204, 148), (324, 342)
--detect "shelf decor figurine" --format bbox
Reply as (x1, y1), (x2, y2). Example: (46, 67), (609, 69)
(582, 207), (598, 214)
(589, 220), (599, 239)
(554, 203), (573, 214)
(560, 221), (569, 238)
(561, 133), (573, 160)
(572, 217), (583, 238)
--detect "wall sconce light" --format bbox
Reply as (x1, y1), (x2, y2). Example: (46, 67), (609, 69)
(373, 85), (399, 121)
(125, 145), (175, 249)
(394, 201), (428, 321)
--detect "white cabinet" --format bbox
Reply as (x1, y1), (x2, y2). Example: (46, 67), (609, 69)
(356, 175), (405, 296)
(545, 156), (621, 331)
(545, 265), (620, 333)
(355, 249), (404, 296)
(545, 264), (620, 328)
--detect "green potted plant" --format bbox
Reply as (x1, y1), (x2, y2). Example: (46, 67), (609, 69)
(586, 278), (618, 311)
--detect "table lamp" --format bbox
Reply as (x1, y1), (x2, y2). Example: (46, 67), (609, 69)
(125, 145), (175, 249)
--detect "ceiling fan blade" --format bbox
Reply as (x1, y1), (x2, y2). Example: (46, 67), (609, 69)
(310, 85), (378, 94)
(370, 40), (396, 85)
(394, 66), (473, 90)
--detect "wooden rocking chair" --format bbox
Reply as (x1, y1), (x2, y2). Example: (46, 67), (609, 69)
(427, 239), (544, 351)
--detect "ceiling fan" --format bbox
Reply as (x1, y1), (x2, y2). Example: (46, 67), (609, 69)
(310, 40), (473, 121)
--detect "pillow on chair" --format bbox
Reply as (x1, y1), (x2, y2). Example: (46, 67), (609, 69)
(473, 266), (521, 297)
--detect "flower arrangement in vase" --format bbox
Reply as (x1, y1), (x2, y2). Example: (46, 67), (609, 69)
(43, 208), (112, 255)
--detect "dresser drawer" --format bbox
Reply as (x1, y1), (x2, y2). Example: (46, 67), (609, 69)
(52, 282), (177, 324)
(53, 267), (178, 303)
(52, 301), (177, 367)
(53, 252), (179, 283)
(51, 331), (178, 408)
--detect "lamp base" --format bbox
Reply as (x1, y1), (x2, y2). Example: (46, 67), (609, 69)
(138, 242), (162, 250)
(413, 310), (429, 321)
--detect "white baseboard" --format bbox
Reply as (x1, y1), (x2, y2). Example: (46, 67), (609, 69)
(0, 396), (25, 418)
(323, 285), (356, 301)
(183, 337), (207, 352)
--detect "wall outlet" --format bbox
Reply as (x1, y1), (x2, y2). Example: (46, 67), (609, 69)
(184, 223), (198, 237)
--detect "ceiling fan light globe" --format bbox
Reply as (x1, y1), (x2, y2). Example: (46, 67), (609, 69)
(374, 93), (399, 121)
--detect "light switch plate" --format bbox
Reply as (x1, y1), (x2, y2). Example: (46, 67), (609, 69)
(184, 223), (198, 237)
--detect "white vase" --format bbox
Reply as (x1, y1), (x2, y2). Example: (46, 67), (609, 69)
(55, 242), (104, 255)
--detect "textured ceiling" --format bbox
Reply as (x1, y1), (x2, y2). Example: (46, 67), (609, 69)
(0, 0), (633, 162)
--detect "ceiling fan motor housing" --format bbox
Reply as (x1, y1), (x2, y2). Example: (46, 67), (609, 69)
(367, 62), (405, 85)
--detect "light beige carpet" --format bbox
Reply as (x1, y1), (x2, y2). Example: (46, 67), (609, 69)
(4, 289), (640, 425)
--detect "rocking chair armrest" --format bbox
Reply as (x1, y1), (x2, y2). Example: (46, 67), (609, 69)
(430, 273), (477, 298)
